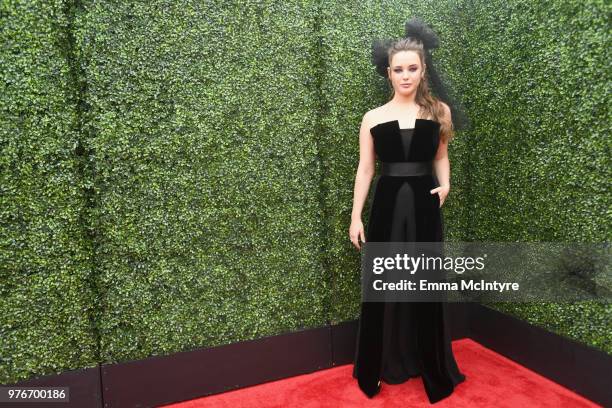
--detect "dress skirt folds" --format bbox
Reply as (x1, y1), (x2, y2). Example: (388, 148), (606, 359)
(352, 118), (466, 404)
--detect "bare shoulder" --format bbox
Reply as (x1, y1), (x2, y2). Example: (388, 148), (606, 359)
(363, 105), (387, 128)
(362, 107), (380, 129)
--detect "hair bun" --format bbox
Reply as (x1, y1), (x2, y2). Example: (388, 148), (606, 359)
(371, 38), (393, 77)
(404, 17), (439, 50)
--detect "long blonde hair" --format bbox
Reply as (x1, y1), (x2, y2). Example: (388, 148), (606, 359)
(386, 38), (454, 144)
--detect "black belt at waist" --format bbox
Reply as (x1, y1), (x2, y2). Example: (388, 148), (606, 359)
(381, 161), (433, 176)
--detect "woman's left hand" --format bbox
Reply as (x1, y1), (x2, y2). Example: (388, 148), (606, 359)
(430, 184), (450, 207)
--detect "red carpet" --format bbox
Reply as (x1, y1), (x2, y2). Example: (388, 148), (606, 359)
(162, 338), (602, 407)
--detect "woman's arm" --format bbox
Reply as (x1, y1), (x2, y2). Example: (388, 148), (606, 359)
(432, 103), (451, 206)
(350, 113), (376, 249)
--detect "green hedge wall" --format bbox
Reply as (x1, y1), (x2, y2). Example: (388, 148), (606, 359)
(74, 0), (328, 363)
(1, 0), (609, 385)
(457, 0), (611, 353)
(0, 0), (99, 382)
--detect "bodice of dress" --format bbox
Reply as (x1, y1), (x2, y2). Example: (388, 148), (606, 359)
(370, 118), (441, 162)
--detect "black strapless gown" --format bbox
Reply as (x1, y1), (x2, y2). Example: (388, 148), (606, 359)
(352, 118), (466, 404)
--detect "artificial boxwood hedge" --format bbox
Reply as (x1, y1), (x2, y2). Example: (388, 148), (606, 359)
(0, 0), (99, 382)
(1, 0), (609, 385)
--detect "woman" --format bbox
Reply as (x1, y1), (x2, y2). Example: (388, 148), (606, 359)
(349, 18), (467, 404)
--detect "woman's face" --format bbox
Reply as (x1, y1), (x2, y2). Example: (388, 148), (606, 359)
(387, 50), (424, 95)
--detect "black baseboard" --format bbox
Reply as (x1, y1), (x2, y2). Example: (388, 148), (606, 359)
(101, 325), (331, 408)
(2, 303), (609, 407)
(468, 303), (612, 407)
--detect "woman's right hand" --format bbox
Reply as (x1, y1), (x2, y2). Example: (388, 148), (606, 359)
(349, 219), (366, 251)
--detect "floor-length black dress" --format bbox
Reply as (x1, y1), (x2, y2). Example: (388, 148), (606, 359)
(352, 118), (466, 404)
